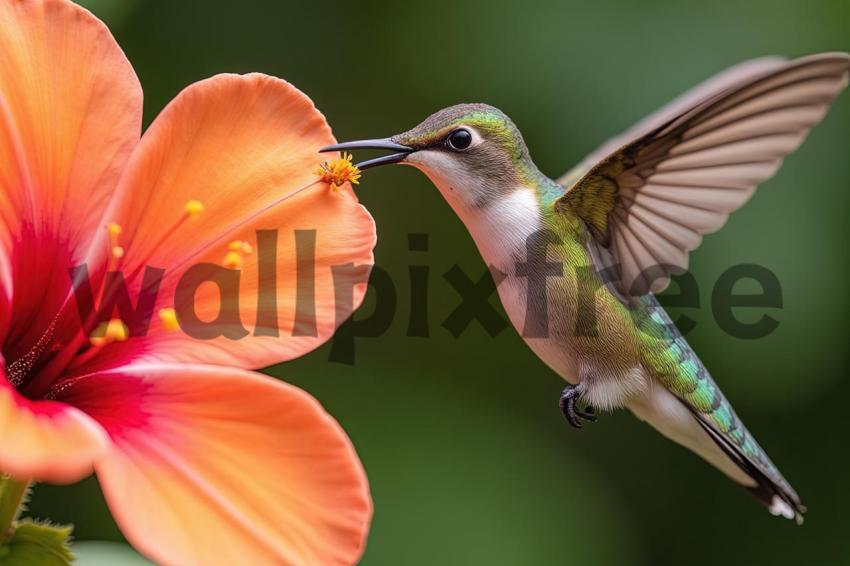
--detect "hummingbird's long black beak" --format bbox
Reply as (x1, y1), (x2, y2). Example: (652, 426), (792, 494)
(319, 138), (413, 170)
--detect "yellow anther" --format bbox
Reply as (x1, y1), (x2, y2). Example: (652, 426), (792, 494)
(90, 318), (129, 347)
(107, 318), (129, 341)
(107, 223), (124, 261)
(223, 251), (243, 269)
(228, 240), (254, 254)
(158, 308), (179, 332)
(315, 152), (361, 189)
(185, 199), (205, 219)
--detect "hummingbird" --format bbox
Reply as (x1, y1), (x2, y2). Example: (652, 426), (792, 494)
(322, 53), (850, 522)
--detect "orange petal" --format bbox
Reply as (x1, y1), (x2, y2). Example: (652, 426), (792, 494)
(59, 363), (372, 565)
(83, 74), (375, 371)
(0, 0), (142, 359)
(0, 367), (109, 483)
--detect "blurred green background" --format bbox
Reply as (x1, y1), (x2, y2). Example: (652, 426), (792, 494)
(28, 0), (850, 564)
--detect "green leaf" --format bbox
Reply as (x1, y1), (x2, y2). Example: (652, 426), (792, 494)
(0, 477), (31, 534)
(0, 521), (74, 566)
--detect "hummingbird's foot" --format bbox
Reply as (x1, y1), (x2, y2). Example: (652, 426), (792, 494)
(559, 384), (597, 430)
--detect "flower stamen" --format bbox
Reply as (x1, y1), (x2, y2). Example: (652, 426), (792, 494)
(229, 240), (254, 254)
(89, 318), (129, 347)
(223, 250), (243, 269)
(222, 238), (255, 269)
(315, 152), (361, 189)
(121, 199), (207, 291)
(107, 222), (125, 260)
(185, 199), (205, 219)
(158, 308), (179, 331)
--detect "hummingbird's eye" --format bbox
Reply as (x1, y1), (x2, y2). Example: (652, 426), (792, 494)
(446, 128), (473, 150)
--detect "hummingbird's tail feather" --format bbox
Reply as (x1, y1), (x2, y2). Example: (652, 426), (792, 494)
(689, 408), (806, 524)
(629, 384), (805, 524)
(632, 296), (805, 522)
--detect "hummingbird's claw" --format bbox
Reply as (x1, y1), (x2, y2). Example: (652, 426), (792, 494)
(578, 405), (597, 422)
(559, 384), (597, 429)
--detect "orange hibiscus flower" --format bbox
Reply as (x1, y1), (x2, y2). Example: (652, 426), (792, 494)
(0, 0), (376, 563)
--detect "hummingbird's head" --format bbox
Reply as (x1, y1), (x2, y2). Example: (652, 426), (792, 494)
(322, 103), (538, 212)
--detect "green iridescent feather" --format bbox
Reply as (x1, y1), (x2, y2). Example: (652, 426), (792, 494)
(633, 295), (799, 506)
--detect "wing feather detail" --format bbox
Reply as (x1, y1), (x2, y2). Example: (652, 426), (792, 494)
(556, 53), (850, 295)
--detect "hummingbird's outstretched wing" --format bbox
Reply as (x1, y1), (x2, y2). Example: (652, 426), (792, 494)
(557, 56), (789, 188)
(555, 53), (850, 296)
